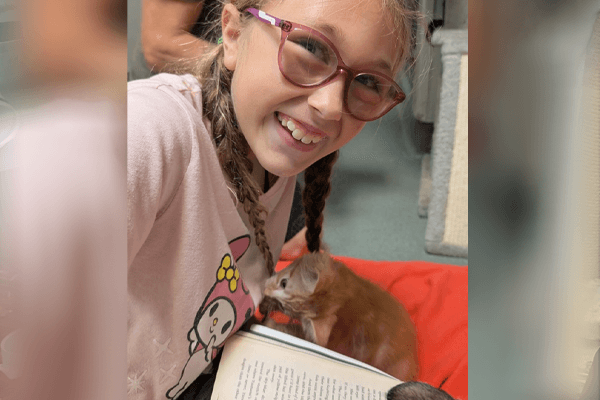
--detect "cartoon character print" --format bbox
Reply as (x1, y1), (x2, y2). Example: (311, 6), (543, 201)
(166, 235), (256, 399)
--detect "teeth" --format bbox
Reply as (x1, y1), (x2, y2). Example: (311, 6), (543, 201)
(291, 129), (304, 140)
(278, 114), (323, 144)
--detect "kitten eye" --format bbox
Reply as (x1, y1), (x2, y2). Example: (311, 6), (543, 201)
(280, 278), (288, 289)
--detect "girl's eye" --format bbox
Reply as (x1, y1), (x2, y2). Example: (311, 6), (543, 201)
(292, 38), (331, 64)
(354, 74), (382, 92)
(280, 278), (288, 289)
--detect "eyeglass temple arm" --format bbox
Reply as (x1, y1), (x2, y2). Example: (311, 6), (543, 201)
(245, 8), (288, 30)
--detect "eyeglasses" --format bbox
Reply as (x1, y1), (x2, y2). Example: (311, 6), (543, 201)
(245, 8), (406, 122)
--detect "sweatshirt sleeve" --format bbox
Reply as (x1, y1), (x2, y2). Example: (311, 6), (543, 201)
(127, 83), (194, 266)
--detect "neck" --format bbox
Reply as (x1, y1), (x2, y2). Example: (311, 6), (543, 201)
(251, 156), (267, 192)
(250, 154), (278, 193)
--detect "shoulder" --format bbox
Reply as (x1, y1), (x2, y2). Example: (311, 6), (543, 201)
(127, 73), (211, 169)
(128, 73), (204, 133)
(128, 73), (203, 104)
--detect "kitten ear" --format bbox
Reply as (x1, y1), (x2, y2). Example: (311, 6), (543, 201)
(300, 264), (320, 293)
(314, 252), (331, 272)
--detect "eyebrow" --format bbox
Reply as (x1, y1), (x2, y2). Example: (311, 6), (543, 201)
(313, 22), (344, 43)
(373, 59), (394, 74)
(313, 22), (394, 74)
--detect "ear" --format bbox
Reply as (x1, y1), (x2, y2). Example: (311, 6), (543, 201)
(315, 252), (330, 272)
(300, 263), (320, 293)
(221, 3), (242, 71)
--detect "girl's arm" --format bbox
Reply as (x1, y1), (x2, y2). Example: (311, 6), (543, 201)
(127, 84), (194, 266)
(141, 0), (213, 71)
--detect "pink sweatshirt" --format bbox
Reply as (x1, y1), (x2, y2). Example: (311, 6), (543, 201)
(127, 74), (295, 400)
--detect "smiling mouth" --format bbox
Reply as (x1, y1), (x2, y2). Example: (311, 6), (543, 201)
(276, 112), (323, 145)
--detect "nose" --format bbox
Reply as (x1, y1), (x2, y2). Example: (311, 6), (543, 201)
(307, 73), (346, 121)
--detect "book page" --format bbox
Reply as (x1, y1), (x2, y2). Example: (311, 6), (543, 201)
(247, 325), (397, 378)
(210, 327), (401, 400)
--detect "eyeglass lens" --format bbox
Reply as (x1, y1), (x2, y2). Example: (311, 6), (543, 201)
(280, 29), (400, 120)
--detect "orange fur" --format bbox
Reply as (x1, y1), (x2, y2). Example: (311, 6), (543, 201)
(263, 252), (418, 381)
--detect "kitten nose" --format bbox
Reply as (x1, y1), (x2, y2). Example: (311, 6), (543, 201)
(263, 285), (273, 296)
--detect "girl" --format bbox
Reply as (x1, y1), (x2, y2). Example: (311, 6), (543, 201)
(127, 0), (419, 398)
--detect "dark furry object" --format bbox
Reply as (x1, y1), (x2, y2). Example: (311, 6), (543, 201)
(387, 382), (455, 400)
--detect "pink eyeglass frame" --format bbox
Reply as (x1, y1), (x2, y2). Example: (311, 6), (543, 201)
(245, 7), (406, 121)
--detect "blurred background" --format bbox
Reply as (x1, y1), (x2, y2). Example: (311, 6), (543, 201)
(0, 0), (127, 399)
(470, 1), (600, 399)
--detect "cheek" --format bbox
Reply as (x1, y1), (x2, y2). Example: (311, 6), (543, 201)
(231, 41), (290, 119)
(273, 288), (290, 300)
(333, 120), (367, 149)
(229, 59), (267, 134)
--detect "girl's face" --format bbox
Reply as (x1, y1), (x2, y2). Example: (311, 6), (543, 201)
(222, 0), (400, 177)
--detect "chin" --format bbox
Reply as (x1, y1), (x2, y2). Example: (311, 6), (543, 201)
(260, 158), (309, 178)
(269, 168), (302, 178)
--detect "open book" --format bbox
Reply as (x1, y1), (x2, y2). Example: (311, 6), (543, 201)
(210, 325), (402, 400)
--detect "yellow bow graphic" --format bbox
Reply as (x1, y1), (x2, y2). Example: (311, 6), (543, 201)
(217, 255), (240, 292)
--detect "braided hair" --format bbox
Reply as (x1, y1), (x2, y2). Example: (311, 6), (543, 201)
(198, 43), (275, 274)
(302, 151), (339, 253)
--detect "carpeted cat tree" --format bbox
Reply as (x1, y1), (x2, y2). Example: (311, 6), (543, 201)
(419, 29), (468, 258)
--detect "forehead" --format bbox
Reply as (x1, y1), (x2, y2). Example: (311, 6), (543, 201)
(261, 0), (400, 72)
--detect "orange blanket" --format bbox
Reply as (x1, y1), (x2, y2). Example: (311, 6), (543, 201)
(266, 256), (468, 400)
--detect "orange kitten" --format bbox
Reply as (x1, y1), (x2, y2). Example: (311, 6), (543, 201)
(261, 252), (418, 382)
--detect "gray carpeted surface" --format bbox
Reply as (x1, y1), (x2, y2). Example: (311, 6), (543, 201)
(321, 107), (468, 266)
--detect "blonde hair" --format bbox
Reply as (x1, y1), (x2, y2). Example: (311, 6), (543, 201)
(194, 0), (422, 274)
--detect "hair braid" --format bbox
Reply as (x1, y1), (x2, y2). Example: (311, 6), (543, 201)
(302, 151), (339, 253)
(200, 46), (275, 275)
